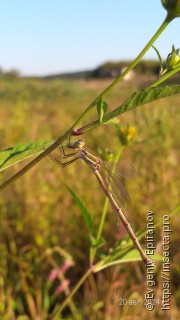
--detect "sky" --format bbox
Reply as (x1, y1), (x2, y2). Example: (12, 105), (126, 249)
(0, 0), (179, 76)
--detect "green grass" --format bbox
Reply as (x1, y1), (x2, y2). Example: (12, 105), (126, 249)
(0, 77), (179, 319)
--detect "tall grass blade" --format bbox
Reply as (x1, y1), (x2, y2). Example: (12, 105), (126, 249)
(65, 184), (93, 233)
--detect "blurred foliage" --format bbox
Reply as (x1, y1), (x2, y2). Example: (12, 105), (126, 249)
(92, 60), (163, 78)
(0, 68), (21, 80)
(0, 76), (179, 319)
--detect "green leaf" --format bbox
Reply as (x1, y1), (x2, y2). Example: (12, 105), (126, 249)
(0, 140), (54, 172)
(89, 234), (106, 249)
(152, 45), (163, 66)
(102, 85), (180, 122)
(94, 249), (162, 272)
(152, 45), (163, 74)
(97, 98), (108, 123)
(43, 290), (50, 312)
(103, 117), (120, 125)
(65, 184), (93, 233)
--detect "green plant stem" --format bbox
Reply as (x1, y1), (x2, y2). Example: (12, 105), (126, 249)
(90, 146), (125, 264)
(90, 197), (109, 265)
(149, 66), (180, 88)
(69, 15), (172, 131)
(51, 268), (92, 320)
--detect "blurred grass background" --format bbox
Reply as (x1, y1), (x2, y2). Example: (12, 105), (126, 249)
(0, 76), (179, 319)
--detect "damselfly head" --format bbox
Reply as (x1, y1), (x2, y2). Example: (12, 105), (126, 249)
(72, 139), (85, 150)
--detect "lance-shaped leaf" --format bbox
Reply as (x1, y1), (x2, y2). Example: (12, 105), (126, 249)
(94, 249), (162, 272)
(0, 140), (54, 172)
(102, 85), (180, 121)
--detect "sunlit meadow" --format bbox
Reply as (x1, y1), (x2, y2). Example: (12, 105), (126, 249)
(0, 74), (179, 319)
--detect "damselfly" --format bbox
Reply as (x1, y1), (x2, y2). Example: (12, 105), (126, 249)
(47, 138), (153, 266)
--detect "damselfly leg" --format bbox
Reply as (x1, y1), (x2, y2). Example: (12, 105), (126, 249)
(45, 143), (79, 168)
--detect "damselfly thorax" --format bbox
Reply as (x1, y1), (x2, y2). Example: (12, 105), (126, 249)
(74, 142), (102, 171)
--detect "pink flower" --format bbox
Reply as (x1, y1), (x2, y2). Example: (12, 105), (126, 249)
(48, 269), (58, 281)
(55, 279), (70, 295)
(48, 260), (73, 282)
(60, 261), (72, 274)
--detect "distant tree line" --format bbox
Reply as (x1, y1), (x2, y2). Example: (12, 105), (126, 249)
(92, 60), (161, 78)
(0, 68), (21, 80)
(0, 60), (164, 80)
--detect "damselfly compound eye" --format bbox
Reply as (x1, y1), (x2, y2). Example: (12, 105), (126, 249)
(73, 139), (85, 149)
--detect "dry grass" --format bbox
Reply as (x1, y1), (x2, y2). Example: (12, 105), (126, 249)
(0, 76), (179, 319)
